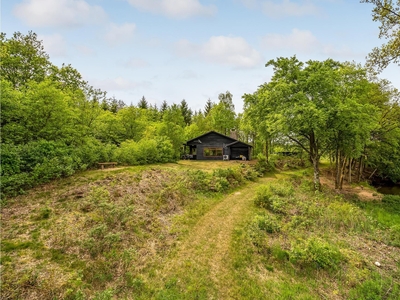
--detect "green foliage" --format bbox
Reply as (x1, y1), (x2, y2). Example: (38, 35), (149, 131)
(254, 153), (273, 175)
(253, 214), (281, 233)
(361, 0), (400, 72)
(348, 271), (400, 300)
(382, 194), (400, 205)
(185, 165), (258, 194)
(289, 237), (343, 270)
(0, 31), (51, 88)
(1, 138), (118, 197)
(37, 206), (52, 220)
(116, 137), (175, 165)
(1, 240), (35, 252)
(253, 181), (293, 212)
(321, 201), (374, 232)
(253, 185), (274, 209)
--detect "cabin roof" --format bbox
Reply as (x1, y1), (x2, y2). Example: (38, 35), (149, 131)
(225, 140), (252, 147)
(185, 130), (252, 147)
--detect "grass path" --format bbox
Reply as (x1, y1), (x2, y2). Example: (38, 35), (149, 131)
(154, 177), (273, 299)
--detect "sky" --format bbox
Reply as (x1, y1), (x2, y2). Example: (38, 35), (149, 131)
(2, 0), (399, 112)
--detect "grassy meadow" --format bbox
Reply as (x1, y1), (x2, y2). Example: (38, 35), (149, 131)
(1, 160), (399, 299)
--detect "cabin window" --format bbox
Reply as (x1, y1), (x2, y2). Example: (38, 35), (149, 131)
(203, 147), (223, 157)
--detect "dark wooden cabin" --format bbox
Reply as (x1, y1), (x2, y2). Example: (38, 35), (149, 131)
(183, 131), (252, 160)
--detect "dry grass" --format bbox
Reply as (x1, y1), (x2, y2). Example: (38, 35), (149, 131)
(1, 161), (399, 299)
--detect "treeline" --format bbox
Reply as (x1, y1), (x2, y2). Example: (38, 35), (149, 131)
(0, 32), (238, 197)
(1, 32), (399, 196)
(242, 57), (400, 189)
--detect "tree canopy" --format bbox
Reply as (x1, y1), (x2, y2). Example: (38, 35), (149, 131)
(362, 0), (400, 71)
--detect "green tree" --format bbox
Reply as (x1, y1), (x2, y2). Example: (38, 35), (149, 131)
(218, 91), (234, 111)
(116, 106), (149, 142)
(327, 64), (379, 188)
(48, 63), (87, 92)
(363, 80), (400, 182)
(138, 96), (148, 109)
(204, 98), (214, 116)
(242, 92), (272, 160)
(209, 91), (236, 135)
(22, 79), (76, 142)
(0, 80), (25, 144)
(256, 57), (376, 190)
(180, 99), (193, 126)
(0, 31), (51, 88)
(362, 0), (400, 71)
(159, 105), (185, 158)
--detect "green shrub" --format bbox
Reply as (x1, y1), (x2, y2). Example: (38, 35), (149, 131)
(0, 138), (118, 197)
(210, 176), (230, 192)
(187, 169), (209, 191)
(289, 237), (343, 270)
(348, 272), (400, 300)
(273, 156), (308, 170)
(388, 225), (400, 247)
(270, 182), (294, 197)
(239, 164), (258, 181)
(37, 206), (52, 220)
(116, 137), (175, 165)
(382, 194), (400, 205)
(253, 214), (281, 233)
(322, 201), (373, 232)
(254, 153), (273, 175)
(0, 143), (21, 176)
(270, 196), (287, 214)
(254, 185), (273, 209)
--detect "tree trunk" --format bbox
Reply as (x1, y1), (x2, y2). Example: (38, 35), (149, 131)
(356, 156), (363, 182)
(307, 131), (321, 191)
(348, 158), (352, 184)
(339, 157), (347, 189)
(313, 157), (321, 191)
(335, 149), (341, 189)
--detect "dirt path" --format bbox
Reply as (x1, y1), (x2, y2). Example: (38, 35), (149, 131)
(159, 177), (272, 299)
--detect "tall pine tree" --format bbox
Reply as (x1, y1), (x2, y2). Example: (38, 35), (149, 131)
(180, 99), (193, 126)
(204, 98), (214, 116)
(138, 96), (148, 109)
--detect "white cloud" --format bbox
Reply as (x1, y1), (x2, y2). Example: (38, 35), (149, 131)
(177, 70), (198, 79)
(14, 0), (107, 27)
(126, 0), (216, 18)
(104, 23), (136, 46)
(92, 77), (152, 91)
(176, 36), (263, 68)
(76, 45), (96, 56)
(240, 0), (320, 18)
(261, 28), (359, 58)
(262, 0), (320, 17)
(38, 34), (67, 57)
(261, 28), (319, 53)
(123, 58), (150, 68)
(321, 45), (356, 57)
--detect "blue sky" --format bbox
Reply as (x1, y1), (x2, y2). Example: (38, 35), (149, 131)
(2, 0), (399, 112)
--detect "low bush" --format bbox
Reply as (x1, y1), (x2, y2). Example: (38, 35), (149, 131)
(270, 183), (294, 197)
(321, 201), (374, 233)
(115, 137), (175, 165)
(382, 194), (400, 206)
(187, 165), (258, 193)
(272, 155), (309, 170)
(348, 272), (400, 300)
(254, 153), (274, 175)
(253, 214), (281, 233)
(0, 138), (117, 197)
(253, 186), (273, 209)
(289, 237), (343, 270)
